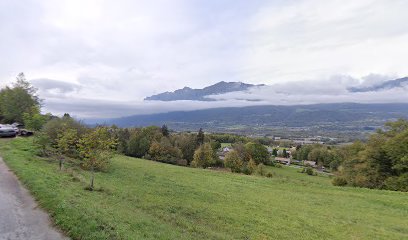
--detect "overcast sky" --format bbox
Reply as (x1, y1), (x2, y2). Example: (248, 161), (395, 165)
(1, 0), (408, 118)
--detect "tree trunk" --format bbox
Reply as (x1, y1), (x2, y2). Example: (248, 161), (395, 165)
(59, 157), (64, 171)
(90, 166), (95, 191)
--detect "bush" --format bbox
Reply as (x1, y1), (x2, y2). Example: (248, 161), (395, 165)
(256, 163), (266, 176)
(247, 158), (257, 174)
(148, 138), (182, 165)
(242, 166), (251, 175)
(224, 150), (244, 173)
(384, 174), (408, 192)
(176, 159), (188, 166)
(332, 177), (348, 186)
(266, 172), (273, 178)
(33, 132), (51, 156)
(304, 167), (315, 176)
(42, 116), (86, 145)
(275, 163), (282, 168)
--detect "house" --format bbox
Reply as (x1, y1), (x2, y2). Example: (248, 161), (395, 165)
(303, 160), (316, 167)
(275, 157), (291, 165)
(222, 147), (232, 153)
(217, 147), (232, 161)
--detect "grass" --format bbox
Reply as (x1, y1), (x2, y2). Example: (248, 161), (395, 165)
(1, 138), (407, 240)
(220, 143), (232, 148)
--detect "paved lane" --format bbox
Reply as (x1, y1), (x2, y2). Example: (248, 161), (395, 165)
(0, 157), (68, 240)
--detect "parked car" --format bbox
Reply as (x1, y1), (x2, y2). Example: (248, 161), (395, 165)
(0, 125), (17, 137)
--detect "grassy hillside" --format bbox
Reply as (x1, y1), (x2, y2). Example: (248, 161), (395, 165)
(0, 138), (407, 240)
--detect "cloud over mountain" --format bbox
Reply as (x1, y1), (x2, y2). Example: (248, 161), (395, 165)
(1, 1), (408, 118)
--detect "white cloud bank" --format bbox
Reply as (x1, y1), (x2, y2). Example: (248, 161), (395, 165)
(1, 0), (408, 118)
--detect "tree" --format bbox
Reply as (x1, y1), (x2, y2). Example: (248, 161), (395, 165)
(224, 150), (244, 173)
(77, 127), (117, 190)
(191, 143), (216, 168)
(233, 142), (250, 163)
(116, 128), (130, 154)
(247, 158), (257, 174)
(0, 73), (41, 123)
(23, 106), (47, 131)
(33, 132), (51, 156)
(283, 149), (288, 158)
(57, 129), (79, 158)
(148, 137), (182, 164)
(245, 142), (270, 165)
(161, 124), (169, 137)
(42, 116), (86, 145)
(272, 148), (278, 156)
(127, 134), (150, 158)
(335, 119), (408, 191)
(55, 129), (78, 170)
(174, 134), (197, 164)
(196, 128), (205, 145)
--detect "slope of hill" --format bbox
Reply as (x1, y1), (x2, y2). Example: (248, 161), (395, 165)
(349, 77), (408, 92)
(1, 138), (407, 240)
(144, 81), (264, 101)
(97, 103), (408, 136)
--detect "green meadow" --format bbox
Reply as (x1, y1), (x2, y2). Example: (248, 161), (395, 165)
(0, 138), (407, 240)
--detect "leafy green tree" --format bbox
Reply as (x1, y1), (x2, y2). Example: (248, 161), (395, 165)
(196, 128), (205, 145)
(0, 73), (41, 123)
(42, 115), (86, 145)
(161, 124), (169, 137)
(210, 140), (221, 151)
(224, 150), (244, 173)
(283, 149), (288, 158)
(33, 132), (51, 156)
(57, 129), (79, 158)
(148, 137), (182, 164)
(173, 134), (197, 164)
(191, 143), (216, 168)
(232, 142), (250, 163)
(115, 128), (130, 154)
(127, 134), (150, 158)
(77, 127), (117, 190)
(55, 129), (79, 170)
(245, 142), (270, 165)
(272, 148), (278, 156)
(23, 107), (47, 131)
(247, 158), (258, 174)
(335, 119), (408, 191)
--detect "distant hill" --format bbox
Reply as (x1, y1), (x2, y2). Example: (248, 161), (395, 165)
(349, 77), (408, 92)
(144, 81), (265, 101)
(94, 103), (408, 135)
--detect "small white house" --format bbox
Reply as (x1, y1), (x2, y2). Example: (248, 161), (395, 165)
(222, 147), (232, 153)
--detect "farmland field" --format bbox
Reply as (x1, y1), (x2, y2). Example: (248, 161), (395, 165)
(0, 138), (407, 240)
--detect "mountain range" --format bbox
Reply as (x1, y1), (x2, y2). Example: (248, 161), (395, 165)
(348, 77), (408, 92)
(144, 81), (264, 101)
(145, 77), (408, 102)
(90, 103), (408, 138)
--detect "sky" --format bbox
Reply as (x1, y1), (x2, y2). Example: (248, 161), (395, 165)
(1, 0), (408, 118)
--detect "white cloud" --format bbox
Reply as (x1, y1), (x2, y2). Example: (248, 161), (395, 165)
(1, 0), (408, 118)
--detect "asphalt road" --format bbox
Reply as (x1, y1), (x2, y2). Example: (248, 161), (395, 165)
(0, 157), (68, 240)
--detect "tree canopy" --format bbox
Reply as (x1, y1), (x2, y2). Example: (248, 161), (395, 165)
(0, 73), (41, 123)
